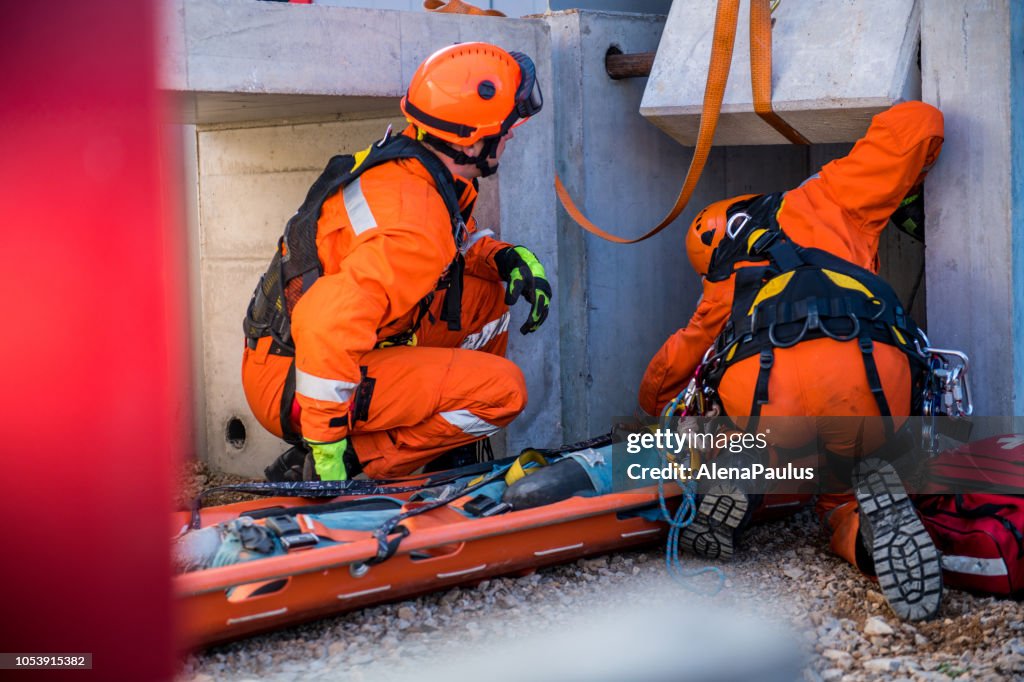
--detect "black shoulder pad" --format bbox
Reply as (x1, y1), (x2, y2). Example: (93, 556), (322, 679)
(705, 193), (781, 281)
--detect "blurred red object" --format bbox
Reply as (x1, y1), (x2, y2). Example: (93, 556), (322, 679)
(0, 1), (187, 679)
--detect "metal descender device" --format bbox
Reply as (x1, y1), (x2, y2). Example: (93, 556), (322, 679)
(916, 331), (974, 453)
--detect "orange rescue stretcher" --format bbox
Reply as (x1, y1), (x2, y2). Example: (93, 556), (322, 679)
(173, 436), (675, 649)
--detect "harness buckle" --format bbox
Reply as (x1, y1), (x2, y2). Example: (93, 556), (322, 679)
(749, 228), (780, 255)
(806, 299), (820, 332)
(453, 218), (468, 251)
(858, 336), (873, 354)
(759, 349), (774, 370)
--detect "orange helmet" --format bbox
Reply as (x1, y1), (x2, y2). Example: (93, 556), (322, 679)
(401, 43), (542, 177)
(685, 195), (758, 275)
(401, 42), (542, 146)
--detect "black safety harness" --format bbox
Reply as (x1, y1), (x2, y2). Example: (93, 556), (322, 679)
(702, 193), (930, 423)
(243, 131), (472, 442)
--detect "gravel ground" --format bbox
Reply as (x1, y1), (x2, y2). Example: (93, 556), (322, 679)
(175, 463), (1024, 682)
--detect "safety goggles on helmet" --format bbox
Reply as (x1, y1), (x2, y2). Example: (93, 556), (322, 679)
(508, 51), (543, 124)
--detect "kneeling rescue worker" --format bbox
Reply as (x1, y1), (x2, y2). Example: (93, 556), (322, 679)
(241, 43), (550, 482)
(639, 101), (945, 620)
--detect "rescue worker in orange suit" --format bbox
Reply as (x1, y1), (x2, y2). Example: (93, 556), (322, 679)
(242, 43), (550, 482)
(639, 101), (944, 620)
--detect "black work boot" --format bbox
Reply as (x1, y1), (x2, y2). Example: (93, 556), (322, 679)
(423, 438), (491, 473)
(681, 450), (763, 560)
(264, 444), (310, 482)
(854, 458), (942, 621)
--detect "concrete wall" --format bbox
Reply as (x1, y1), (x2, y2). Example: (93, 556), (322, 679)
(1015, 0), (1024, 418)
(922, 0), (1021, 416)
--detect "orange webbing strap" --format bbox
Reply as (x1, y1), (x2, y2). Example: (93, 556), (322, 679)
(555, 0), (810, 244)
(553, 0), (742, 244)
(750, 0), (809, 144)
(423, 0), (506, 16)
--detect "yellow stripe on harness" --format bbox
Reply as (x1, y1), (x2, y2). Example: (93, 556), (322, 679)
(746, 228), (769, 253)
(822, 269), (874, 298)
(747, 271), (794, 315)
(351, 146), (372, 172)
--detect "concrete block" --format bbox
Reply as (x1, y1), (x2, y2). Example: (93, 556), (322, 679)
(641, 0), (921, 145)
(162, 0), (551, 126)
(184, 1), (403, 97)
(922, 0), (1021, 415)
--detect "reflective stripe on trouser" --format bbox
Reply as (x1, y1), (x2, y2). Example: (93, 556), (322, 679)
(350, 345), (526, 478)
(415, 273), (510, 355)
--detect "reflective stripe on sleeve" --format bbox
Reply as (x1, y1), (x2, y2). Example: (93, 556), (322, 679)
(459, 312), (510, 351)
(344, 177), (377, 235)
(295, 368), (358, 404)
(440, 410), (500, 437)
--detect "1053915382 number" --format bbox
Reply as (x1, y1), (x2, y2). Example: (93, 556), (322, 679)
(0, 654), (92, 669)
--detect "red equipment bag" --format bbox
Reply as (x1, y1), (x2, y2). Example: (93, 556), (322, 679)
(924, 434), (1024, 495)
(914, 435), (1024, 595)
(916, 493), (1024, 596)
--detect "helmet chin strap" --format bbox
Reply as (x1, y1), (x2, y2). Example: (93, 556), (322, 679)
(424, 133), (503, 178)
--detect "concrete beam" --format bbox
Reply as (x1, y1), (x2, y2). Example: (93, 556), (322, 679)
(922, 0), (1022, 416)
(160, 0), (547, 125)
(641, 0), (921, 146)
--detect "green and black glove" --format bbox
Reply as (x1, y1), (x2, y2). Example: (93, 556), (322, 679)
(303, 438), (350, 481)
(494, 245), (552, 335)
(891, 184), (925, 243)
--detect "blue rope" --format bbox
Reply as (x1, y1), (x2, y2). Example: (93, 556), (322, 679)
(656, 390), (727, 595)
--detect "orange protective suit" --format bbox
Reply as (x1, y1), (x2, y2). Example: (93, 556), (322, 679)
(242, 128), (526, 478)
(639, 101), (944, 568)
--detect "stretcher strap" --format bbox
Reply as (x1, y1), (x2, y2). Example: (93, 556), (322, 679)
(554, 0), (806, 244)
(188, 480), (424, 529)
(503, 450), (549, 486)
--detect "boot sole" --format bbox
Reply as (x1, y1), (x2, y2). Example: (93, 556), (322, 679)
(681, 484), (748, 560)
(854, 459), (942, 621)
